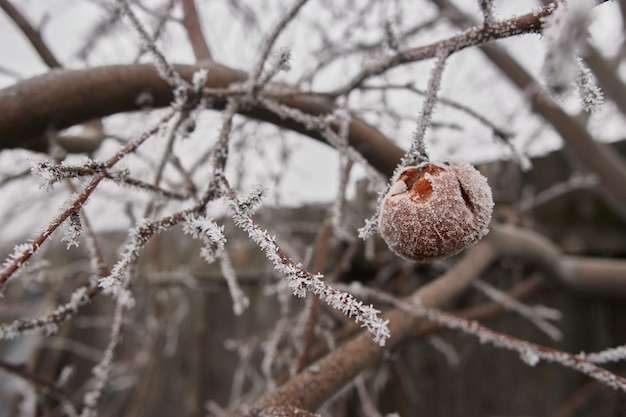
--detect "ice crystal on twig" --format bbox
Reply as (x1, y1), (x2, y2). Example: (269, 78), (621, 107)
(1, 243), (33, 286)
(62, 211), (82, 249)
(192, 68), (209, 93)
(257, 48), (292, 90)
(473, 280), (562, 341)
(226, 184), (390, 346)
(218, 250), (250, 316)
(0, 286), (92, 340)
(579, 343), (626, 364)
(183, 215), (226, 263)
(542, 0), (593, 93)
(363, 288), (626, 392)
(576, 59), (603, 112)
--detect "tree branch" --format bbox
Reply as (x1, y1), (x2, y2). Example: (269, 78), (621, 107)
(250, 223), (626, 413)
(329, 2), (556, 96)
(431, 0), (626, 220)
(0, 0), (61, 68)
(181, 0), (213, 62)
(251, 238), (497, 413)
(0, 63), (403, 175)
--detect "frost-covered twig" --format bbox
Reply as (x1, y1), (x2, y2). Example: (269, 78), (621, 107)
(80, 294), (127, 417)
(366, 289), (626, 392)
(217, 250), (250, 316)
(211, 99), (239, 179)
(358, 52), (449, 240)
(542, 0), (593, 93)
(0, 107), (179, 291)
(472, 279), (562, 341)
(332, 3), (557, 95)
(576, 59), (604, 113)
(255, 48), (292, 92)
(580, 344), (626, 365)
(98, 170), (223, 302)
(477, 0), (495, 26)
(261, 316), (290, 389)
(517, 173), (599, 212)
(0, 286), (96, 340)
(402, 51), (448, 167)
(224, 181), (390, 346)
(31, 159), (188, 199)
(98, 216), (180, 303)
(249, 0), (309, 89)
(116, 0), (187, 90)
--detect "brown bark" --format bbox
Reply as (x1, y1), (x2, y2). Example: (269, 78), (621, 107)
(0, 63), (403, 175)
(181, 0), (213, 63)
(251, 222), (626, 413)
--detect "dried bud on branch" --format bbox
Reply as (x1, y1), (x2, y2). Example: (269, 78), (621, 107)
(378, 160), (493, 261)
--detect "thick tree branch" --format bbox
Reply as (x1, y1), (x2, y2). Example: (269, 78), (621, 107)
(0, 63), (403, 175)
(252, 238), (497, 413)
(251, 223), (626, 413)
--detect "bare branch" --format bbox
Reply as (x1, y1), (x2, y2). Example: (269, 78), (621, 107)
(252, 237), (496, 412)
(0, 63), (404, 175)
(252, 222), (626, 412)
(0, 0), (61, 68)
(329, 2), (557, 95)
(0, 107), (179, 290)
(433, 0), (626, 221)
(181, 0), (213, 62)
(249, 0), (310, 86)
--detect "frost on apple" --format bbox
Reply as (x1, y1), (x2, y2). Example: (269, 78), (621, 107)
(378, 160), (494, 261)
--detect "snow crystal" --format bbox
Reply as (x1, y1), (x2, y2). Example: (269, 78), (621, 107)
(542, 0), (594, 93)
(520, 347), (540, 367)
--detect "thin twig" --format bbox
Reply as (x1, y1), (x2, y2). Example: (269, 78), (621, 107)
(329, 3), (556, 96)
(0, 0), (61, 68)
(369, 289), (626, 392)
(116, 0), (187, 89)
(403, 51), (448, 167)
(249, 0), (310, 87)
(0, 107), (179, 290)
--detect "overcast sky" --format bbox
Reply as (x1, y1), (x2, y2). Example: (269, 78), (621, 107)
(0, 0), (625, 240)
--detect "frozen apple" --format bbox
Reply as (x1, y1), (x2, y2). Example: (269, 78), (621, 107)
(378, 160), (493, 261)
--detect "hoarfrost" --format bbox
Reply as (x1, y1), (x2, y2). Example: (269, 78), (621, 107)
(542, 0), (594, 93)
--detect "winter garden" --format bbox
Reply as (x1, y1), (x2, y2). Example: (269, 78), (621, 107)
(0, 0), (626, 416)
